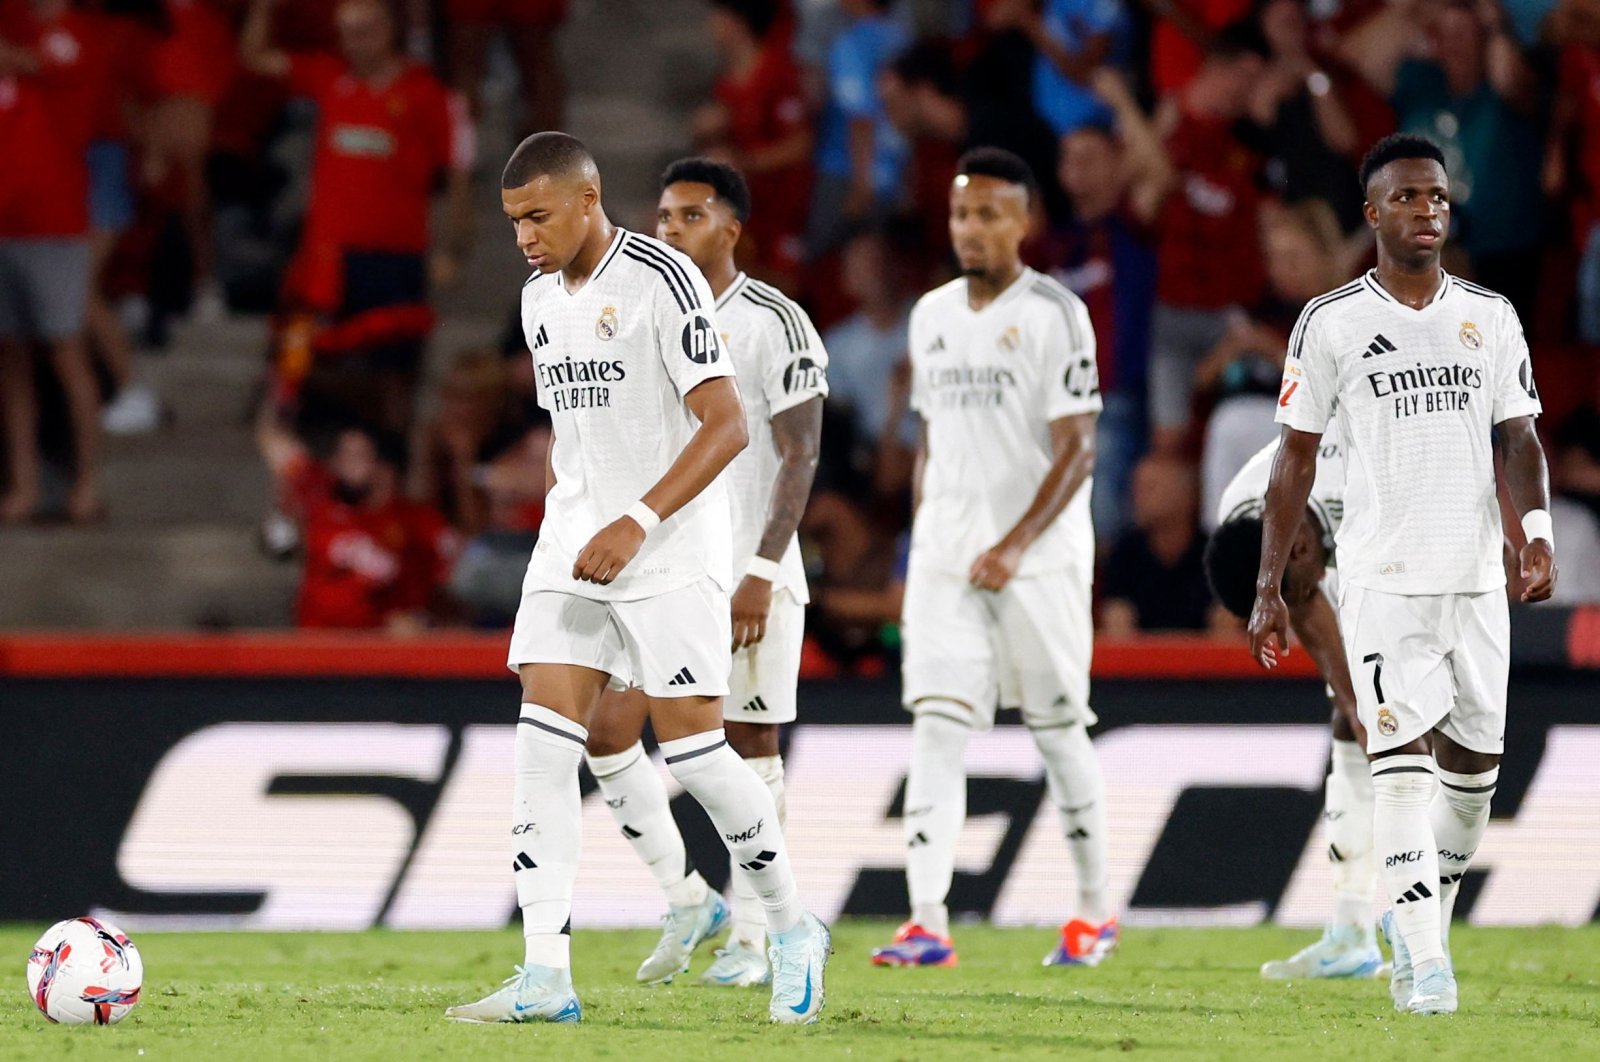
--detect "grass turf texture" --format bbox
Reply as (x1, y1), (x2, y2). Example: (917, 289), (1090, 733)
(4, 923), (1598, 1060)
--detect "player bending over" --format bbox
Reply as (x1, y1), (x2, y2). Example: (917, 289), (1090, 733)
(447, 133), (829, 1026)
(872, 148), (1117, 970)
(1251, 133), (1556, 1016)
(581, 158), (828, 990)
(1206, 425), (1386, 980)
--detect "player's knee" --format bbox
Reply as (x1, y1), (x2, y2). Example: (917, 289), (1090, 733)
(725, 721), (779, 759)
(584, 716), (641, 758)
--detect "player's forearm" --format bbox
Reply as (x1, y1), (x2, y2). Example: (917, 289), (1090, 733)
(1496, 416), (1551, 518)
(1003, 423), (1095, 552)
(641, 380), (749, 522)
(1257, 430), (1319, 592)
(754, 400), (822, 562)
(1290, 594), (1358, 723)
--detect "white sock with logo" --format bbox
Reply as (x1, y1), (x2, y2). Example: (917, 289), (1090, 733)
(661, 729), (802, 935)
(1371, 754), (1446, 970)
(585, 742), (708, 909)
(905, 707), (972, 939)
(1029, 722), (1112, 925)
(514, 704), (587, 969)
(1326, 739), (1377, 933)
(1431, 765), (1497, 930)
(728, 754), (786, 952)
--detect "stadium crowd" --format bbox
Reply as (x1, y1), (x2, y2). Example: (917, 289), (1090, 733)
(1, 0), (1598, 647)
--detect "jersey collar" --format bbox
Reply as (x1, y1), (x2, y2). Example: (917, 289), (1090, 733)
(964, 266), (1035, 314)
(563, 227), (628, 296)
(716, 271), (749, 310)
(1362, 268), (1452, 314)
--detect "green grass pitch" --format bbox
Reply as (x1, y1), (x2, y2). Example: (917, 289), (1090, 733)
(5, 923), (1598, 1060)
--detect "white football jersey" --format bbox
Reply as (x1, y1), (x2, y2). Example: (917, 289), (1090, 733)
(716, 273), (829, 603)
(521, 229), (735, 601)
(1216, 421), (1346, 556)
(908, 268), (1102, 576)
(1275, 270), (1542, 594)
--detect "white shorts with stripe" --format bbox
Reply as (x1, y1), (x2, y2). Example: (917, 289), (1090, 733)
(724, 587), (804, 724)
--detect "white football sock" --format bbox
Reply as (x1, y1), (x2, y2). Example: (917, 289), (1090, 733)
(514, 704), (587, 969)
(904, 707), (971, 938)
(1432, 765), (1497, 931)
(585, 742), (708, 909)
(662, 729), (802, 935)
(1029, 722), (1112, 925)
(1326, 739), (1376, 933)
(729, 753), (785, 952)
(1372, 754), (1446, 970)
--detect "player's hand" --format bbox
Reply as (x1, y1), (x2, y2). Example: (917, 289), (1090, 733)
(573, 517), (646, 585)
(1519, 538), (1557, 603)
(730, 575), (773, 650)
(969, 538), (1025, 592)
(1248, 586), (1291, 669)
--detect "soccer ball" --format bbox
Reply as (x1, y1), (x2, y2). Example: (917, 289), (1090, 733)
(26, 917), (143, 1025)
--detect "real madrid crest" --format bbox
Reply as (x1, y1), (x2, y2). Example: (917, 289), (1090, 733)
(1458, 320), (1483, 350)
(998, 325), (1020, 352)
(1377, 707), (1398, 737)
(596, 306), (619, 341)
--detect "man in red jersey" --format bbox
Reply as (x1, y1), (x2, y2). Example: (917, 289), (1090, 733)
(242, 0), (474, 435)
(447, 0), (567, 135)
(0, 0), (104, 523)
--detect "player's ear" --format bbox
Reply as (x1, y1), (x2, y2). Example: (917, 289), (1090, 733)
(1362, 198), (1378, 230)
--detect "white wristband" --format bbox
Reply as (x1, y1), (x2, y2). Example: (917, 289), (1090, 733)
(1521, 509), (1554, 548)
(745, 556), (783, 583)
(625, 500), (660, 534)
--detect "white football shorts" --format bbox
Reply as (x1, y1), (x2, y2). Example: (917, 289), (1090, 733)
(1339, 585), (1509, 755)
(901, 559), (1097, 731)
(724, 587), (804, 724)
(507, 578), (732, 699)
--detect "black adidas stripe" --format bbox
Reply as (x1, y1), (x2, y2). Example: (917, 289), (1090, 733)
(624, 236), (700, 313)
(1289, 281), (1364, 361)
(741, 284), (806, 352)
(622, 248), (689, 313)
(749, 279), (808, 347)
(519, 715), (586, 747)
(1030, 280), (1085, 350)
(1441, 780), (1497, 794)
(1454, 277), (1510, 304)
(663, 738), (727, 765)
(1373, 764), (1433, 777)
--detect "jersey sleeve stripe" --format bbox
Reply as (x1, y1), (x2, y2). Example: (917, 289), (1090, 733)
(1028, 280), (1086, 351)
(1288, 282), (1363, 361)
(623, 238), (701, 312)
(745, 280), (809, 349)
(741, 288), (806, 353)
(622, 248), (689, 313)
(1453, 277), (1513, 307)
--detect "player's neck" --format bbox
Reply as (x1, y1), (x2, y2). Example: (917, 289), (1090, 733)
(1373, 255), (1444, 310)
(965, 261), (1025, 310)
(562, 218), (618, 292)
(704, 258), (740, 301)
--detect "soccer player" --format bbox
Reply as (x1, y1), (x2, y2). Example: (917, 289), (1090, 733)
(1251, 133), (1557, 1015)
(872, 148), (1117, 969)
(1205, 427), (1387, 980)
(446, 133), (829, 1026)
(580, 158), (828, 991)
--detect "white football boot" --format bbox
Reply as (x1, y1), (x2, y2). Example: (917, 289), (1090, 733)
(445, 964), (581, 1024)
(636, 891), (729, 985)
(768, 912), (830, 1025)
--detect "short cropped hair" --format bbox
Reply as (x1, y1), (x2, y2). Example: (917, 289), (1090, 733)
(955, 146), (1038, 204)
(1358, 133), (1447, 193)
(502, 131), (595, 190)
(660, 157), (752, 223)
(708, 0), (782, 38)
(1203, 516), (1269, 620)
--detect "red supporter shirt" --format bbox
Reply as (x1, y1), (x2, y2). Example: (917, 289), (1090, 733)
(150, 0), (236, 105)
(1560, 45), (1600, 237)
(1150, 0), (1252, 97)
(291, 54), (471, 254)
(1157, 110), (1264, 310)
(714, 42), (811, 264)
(291, 458), (457, 629)
(0, 5), (98, 237)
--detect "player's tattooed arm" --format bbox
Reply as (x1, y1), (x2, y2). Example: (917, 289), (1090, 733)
(1495, 415), (1557, 603)
(1250, 426), (1321, 668)
(969, 412), (1096, 592)
(1288, 592), (1365, 746)
(731, 397), (824, 649)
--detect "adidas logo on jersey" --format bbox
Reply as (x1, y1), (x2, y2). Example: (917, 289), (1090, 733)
(1362, 334), (1396, 358)
(666, 667), (697, 687)
(926, 336), (945, 354)
(532, 323), (549, 350)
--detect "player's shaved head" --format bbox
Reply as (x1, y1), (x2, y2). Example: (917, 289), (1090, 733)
(503, 132), (599, 192)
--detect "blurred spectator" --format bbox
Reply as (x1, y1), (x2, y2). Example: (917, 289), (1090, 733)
(805, 0), (911, 259)
(694, 0), (813, 288)
(146, 0), (237, 320)
(821, 225), (918, 490)
(1550, 406), (1600, 604)
(1196, 198), (1346, 527)
(1344, 0), (1542, 320)
(264, 419), (457, 631)
(1547, 29), (1600, 345)
(1250, 0), (1391, 232)
(242, 0), (474, 438)
(992, 0), (1123, 138)
(1098, 454), (1227, 633)
(0, 0), (104, 523)
(880, 39), (967, 258)
(445, 0), (566, 136)
(1139, 0), (1254, 97)
(1044, 68), (1168, 541)
(960, 2), (1067, 220)
(1147, 22), (1268, 454)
